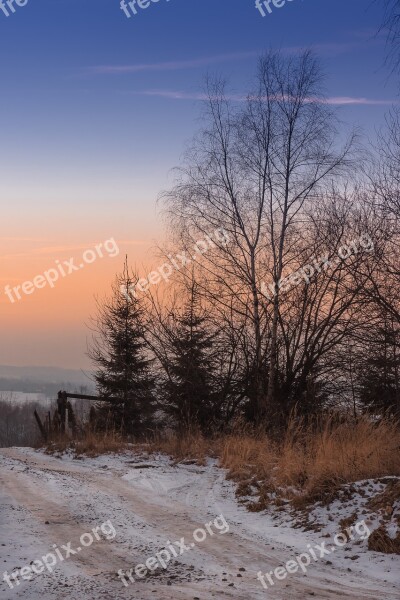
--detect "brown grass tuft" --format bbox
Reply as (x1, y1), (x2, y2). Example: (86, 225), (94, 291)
(219, 416), (400, 508)
(147, 430), (216, 465)
(44, 430), (127, 457)
(45, 416), (400, 519)
(367, 479), (400, 513)
(368, 525), (400, 554)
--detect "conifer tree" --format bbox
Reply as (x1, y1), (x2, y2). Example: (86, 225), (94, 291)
(358, 318), (400, 418)
(88, 260), (155, 435)
(164, 282), (218, 433)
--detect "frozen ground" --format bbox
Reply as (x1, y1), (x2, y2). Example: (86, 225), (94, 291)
(0, 447), (399, 599)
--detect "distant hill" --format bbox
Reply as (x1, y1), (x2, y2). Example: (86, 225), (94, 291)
(0, 365), (95, 395)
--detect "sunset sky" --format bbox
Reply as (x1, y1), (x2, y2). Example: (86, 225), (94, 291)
(0, 0), (397, 369)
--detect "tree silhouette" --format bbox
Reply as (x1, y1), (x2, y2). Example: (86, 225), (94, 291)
(88, 259), (155, 435)
(163, 282), (218, 433)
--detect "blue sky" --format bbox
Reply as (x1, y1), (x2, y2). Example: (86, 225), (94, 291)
(0, 0), (396, 194)
(0, 0), (397, 367)
(0, 1), (396, 217)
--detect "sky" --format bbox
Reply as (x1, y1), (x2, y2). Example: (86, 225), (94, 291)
(0, 0), (397, 369)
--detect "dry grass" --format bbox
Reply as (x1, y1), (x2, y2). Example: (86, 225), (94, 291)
(220, 435), (276, 480)
(368, 525), (400, 554)
(147, 430), (217, 465)
(45, 416), (400, 490)
(219, 416), (400, 509)
(367, 479), (400, 512)
(44, 430), (127, 457)
(42, 416), (400, 554)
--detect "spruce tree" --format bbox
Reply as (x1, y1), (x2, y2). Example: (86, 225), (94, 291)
(358, 319), (400, 418)
(88, 260), (155, 435)
(164, 283), (217, 433)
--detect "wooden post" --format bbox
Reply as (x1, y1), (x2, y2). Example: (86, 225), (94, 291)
(57, 391), (68, 433)
(34, 410), (47, 441)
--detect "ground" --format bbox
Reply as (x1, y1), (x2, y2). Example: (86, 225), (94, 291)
(0, 447), (399, 600)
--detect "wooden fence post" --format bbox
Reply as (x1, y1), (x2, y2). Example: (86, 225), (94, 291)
(34, 410), (47, 442)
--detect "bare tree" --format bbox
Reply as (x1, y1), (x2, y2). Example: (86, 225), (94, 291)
(380, 0), (400, 76)
(363, 109), (400, 324)
(163, 50), (355, 424)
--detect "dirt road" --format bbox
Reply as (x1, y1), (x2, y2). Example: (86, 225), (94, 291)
(0, 447), (398, 600)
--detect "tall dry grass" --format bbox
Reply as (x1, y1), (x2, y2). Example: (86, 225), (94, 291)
(148, 430), (217, 465)
(44, 430), (127, 457)
(43, 416), (400, 507)
(219, 416), (400, 507)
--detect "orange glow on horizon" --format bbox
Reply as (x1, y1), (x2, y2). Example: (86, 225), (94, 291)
(0, 233), (163, 368)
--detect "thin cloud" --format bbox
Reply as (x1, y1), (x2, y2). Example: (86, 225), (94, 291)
(324, 97), (397, 106)
(118, 240), (149, 245)
(285, 40), (384, 57)
(88, 38), (385, 76)
(88, 52), (258, 75)
(0, 241), (145, 261)
(0, 237), (51, 243)
(136, 90), (210, 100)
(30, 244), (107, 255)
(132, 89), (397, 106)
(344, 28), (387, 40)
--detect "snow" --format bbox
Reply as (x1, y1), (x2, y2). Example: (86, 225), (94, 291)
(0, 447), (399, 599)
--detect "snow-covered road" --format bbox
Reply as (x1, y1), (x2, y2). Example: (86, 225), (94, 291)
(0, 447), (398, 599)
